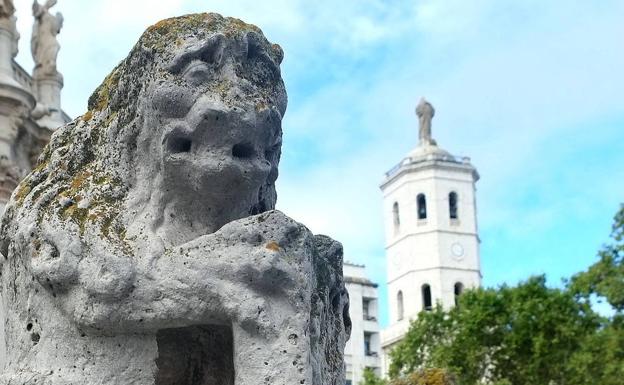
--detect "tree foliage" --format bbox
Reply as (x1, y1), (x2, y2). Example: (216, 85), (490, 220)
(361, 367), (387, 385)
(386, 204), (624, 385)
(569, 204), (624, 313)
(391, 369), (456, 385)
(362, 368), (456, 385)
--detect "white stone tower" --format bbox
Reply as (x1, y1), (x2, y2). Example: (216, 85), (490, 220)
(380, 98), (481, 374)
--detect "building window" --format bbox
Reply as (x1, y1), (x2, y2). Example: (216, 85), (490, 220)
(417, 193), (427, 219)
(422, 284), (432, 311)
(364, 333), (375, 356)
(363, 298), (376, 321)
(449, 192), (458, 219)
(397, 291), (404, 321)
(454, 282), (464, 306)
(392, 202), (400, 233)
(346, 381), (352, 385)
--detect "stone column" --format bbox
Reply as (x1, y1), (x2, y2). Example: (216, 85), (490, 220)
(0, 18), (35, 210)
(0, 10), (15, 372)
(0, 14), (19, 89)
(0, 114), (20, 209)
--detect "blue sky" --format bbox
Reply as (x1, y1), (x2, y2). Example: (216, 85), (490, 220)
(14, 0), (624, 326)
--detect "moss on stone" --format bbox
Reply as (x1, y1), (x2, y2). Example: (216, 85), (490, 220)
(13, 183), (31, 205)
(143, 13), (261, 54)
(88, 66), (122, 113)
(69, 170), (92, 192)
(60, 204), (89, 234)
(82, 110), (93, 122)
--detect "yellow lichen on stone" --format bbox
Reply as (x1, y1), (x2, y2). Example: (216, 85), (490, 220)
(69, 170), (93, 193)
(13, 183), (31, 205)
(144, 13), (262, 53)
(89, 67), (121, 113)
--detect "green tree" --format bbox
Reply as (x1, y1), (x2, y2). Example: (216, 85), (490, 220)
(566, 204), (624, 385)
(390, 277), (598, 385)
(361, 367), (387, 385)
(566, 321), (624, 385)
(569, 204), (624, 313)
(362, 367), (456, 385)
(393, 369), (456, 385)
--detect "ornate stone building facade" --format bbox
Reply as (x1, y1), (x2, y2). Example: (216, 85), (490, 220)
(0, 0), (68, 368)
(380, 99), (482, 375)
(0, 0), (69, 211)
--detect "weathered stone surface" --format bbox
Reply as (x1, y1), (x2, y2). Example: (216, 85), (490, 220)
(0, 13), (350, 384)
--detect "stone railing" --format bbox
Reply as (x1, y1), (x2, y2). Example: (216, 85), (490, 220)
(11, 60), (73, 126)
(11, 61), (33, 92)
(384, 154), (472, 179)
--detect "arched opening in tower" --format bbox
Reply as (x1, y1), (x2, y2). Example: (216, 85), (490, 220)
(421, 284), (432, 311)
(454, 282), (464, 306)
(417, 194), (427, 220)
(449, 192), (458, 220)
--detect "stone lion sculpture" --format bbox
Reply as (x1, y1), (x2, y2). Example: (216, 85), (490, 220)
(0, 13), (351, 385)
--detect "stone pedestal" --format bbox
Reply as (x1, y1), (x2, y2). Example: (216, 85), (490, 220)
(33, 71), (64, 130)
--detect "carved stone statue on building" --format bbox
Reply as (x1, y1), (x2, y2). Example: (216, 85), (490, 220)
(30, 0), (65, 131)
(31, 0), (63, 77)
(0, 0), (18, 58)
(0, 13), (350, 385)
(416, 97), (436, 146)
(0, 0), (14, 16)
(0, 0), (14, 28)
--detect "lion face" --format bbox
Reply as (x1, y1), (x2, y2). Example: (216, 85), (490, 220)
(130, 29), (286, 244)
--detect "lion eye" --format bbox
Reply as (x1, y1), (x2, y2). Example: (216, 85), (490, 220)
(181, 60), (212, 86)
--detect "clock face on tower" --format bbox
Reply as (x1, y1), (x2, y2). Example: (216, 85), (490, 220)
(451, 242), (464, 260)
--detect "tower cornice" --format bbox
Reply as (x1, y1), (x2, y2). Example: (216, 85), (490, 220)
(380, 155), (479, 190)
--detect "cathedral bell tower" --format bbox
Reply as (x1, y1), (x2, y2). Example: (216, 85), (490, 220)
(380, 98), (481, 374)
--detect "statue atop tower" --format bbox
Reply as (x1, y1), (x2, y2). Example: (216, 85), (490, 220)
(31, 0), (63, 77)
(0, 0), (14, 17)
(30, 0), (65, 131)
(415, 97), (436, 146)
